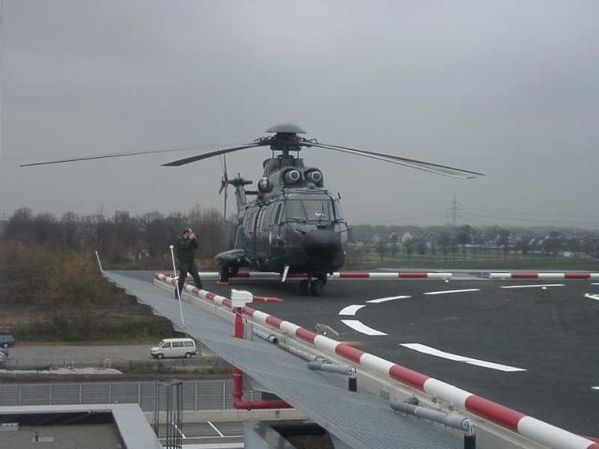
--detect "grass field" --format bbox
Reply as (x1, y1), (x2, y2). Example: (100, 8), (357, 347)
(358, 252), (599, 271)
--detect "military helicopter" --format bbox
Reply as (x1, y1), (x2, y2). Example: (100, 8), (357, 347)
(21, 123), (484, 296)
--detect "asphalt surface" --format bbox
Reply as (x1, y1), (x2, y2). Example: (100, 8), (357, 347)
(119, 271), (599, 436)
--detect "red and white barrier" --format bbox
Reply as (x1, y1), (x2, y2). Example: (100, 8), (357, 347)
(490, 272), (599, 280)
(154, 272), (598, 449)
(330, 271), (452, 279)
(191, 271), (453, 280)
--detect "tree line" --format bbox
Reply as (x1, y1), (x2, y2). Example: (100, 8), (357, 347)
(1, 207), (231, 268)
(348, 223), (599, 260)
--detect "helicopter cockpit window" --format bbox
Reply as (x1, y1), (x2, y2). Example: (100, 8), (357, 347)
(260, 206), (273, 231)
(286, 200), (332, 223)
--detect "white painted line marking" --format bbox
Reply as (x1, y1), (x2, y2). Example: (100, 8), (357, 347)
(584, 294), (599, 302)
(501, 284), (564, 289)
(174, 423), (186, 439)
(400, 343), (526, 372)
(341, 320), (387, 336)
(338, 305), (366, 316)
(592, 387), (599, 390)
(424, 289), (480, 296)
(366, 295), (411, 303)
(592, 283), (599, 286)
(208, 421), (225, 438)
(181, 444), (244, 449)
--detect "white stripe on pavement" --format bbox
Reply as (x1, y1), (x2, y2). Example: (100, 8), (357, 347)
(208, 421), (225, 437)
(338, 305), (366, 316)
(341, 320), (387, 336)
(182, 444), (244, 449)
(400, 343), (526, 372)
(423, 289), (480, 296)
(366, 295), (411, 303)
(592, 387), (599, 390)
(501, 284), (564, 289)
(174, 423), (186, 438)
(584, 294), (599, 302)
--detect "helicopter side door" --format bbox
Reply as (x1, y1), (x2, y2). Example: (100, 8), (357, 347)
(241, 207), (258, 260)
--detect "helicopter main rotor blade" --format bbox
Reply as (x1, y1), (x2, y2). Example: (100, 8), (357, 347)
(161, 143), (268, 167)
(305, 142), (485, 179)
(20, 146), (227, 168)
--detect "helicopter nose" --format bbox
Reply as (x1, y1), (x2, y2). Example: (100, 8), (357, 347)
(304, 230), (341, 257)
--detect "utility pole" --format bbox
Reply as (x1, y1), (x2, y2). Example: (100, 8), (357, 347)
(446, 194), (463, 227)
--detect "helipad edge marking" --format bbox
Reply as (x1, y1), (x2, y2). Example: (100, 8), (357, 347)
(338, 305), (366, 316)
(401, 343), (526, 372)
(423, 289), (480, 296)
(501, 284), (564, 289)
(366, 295), (411, 303)
(341, 320), (387, 336)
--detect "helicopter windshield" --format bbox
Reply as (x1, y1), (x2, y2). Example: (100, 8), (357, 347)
(286, 200), (332, 223)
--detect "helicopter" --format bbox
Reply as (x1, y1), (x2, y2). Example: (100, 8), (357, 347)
(21, 123), (484, 296)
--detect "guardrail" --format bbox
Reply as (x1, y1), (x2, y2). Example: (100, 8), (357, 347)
(0, 380), (259, 411)
(155, 272), (599, 449)
(191, 271), (453, 280)
(489, 272), (599, 280)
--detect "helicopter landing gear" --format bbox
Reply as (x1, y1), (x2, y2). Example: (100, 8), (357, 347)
(310, 279), (324, 297)
(218, 265), (239, 284)
(299, 277), (326, 297)
(299, 279), (310, 296)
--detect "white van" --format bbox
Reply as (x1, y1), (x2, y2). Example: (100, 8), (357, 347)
(150, 338), (197, 359)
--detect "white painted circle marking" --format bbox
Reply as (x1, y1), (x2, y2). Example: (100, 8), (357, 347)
(338, 305), (366, 316)
(401, 343), (526, 372)
(366, 295), (411, 304)
(501, 284), (564, 289)
(423, 289), (480, 296)
(341, 320), (387, 336)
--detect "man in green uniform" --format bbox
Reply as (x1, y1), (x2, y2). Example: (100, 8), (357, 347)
(174, 228), (203, 298)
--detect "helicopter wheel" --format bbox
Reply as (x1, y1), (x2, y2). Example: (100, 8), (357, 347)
(299, 279), (310, 296)
(310, 279), (324, 297)
(316, 274), (327, 285)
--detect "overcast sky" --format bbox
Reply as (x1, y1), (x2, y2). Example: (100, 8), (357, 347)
(1, 0), (598, 228)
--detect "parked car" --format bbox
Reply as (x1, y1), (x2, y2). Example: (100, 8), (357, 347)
(150, 338), (197, 359)
(0, 329), (15, 348)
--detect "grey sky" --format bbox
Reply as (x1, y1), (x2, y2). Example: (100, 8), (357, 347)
(1, 0), (598, 228)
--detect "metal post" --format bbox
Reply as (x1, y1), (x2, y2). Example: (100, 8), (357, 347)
(153, 380), (160, 435)
(170, 245), (186, 328)
(464, 434), (476, 449)
(94, 250), (103, 272)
